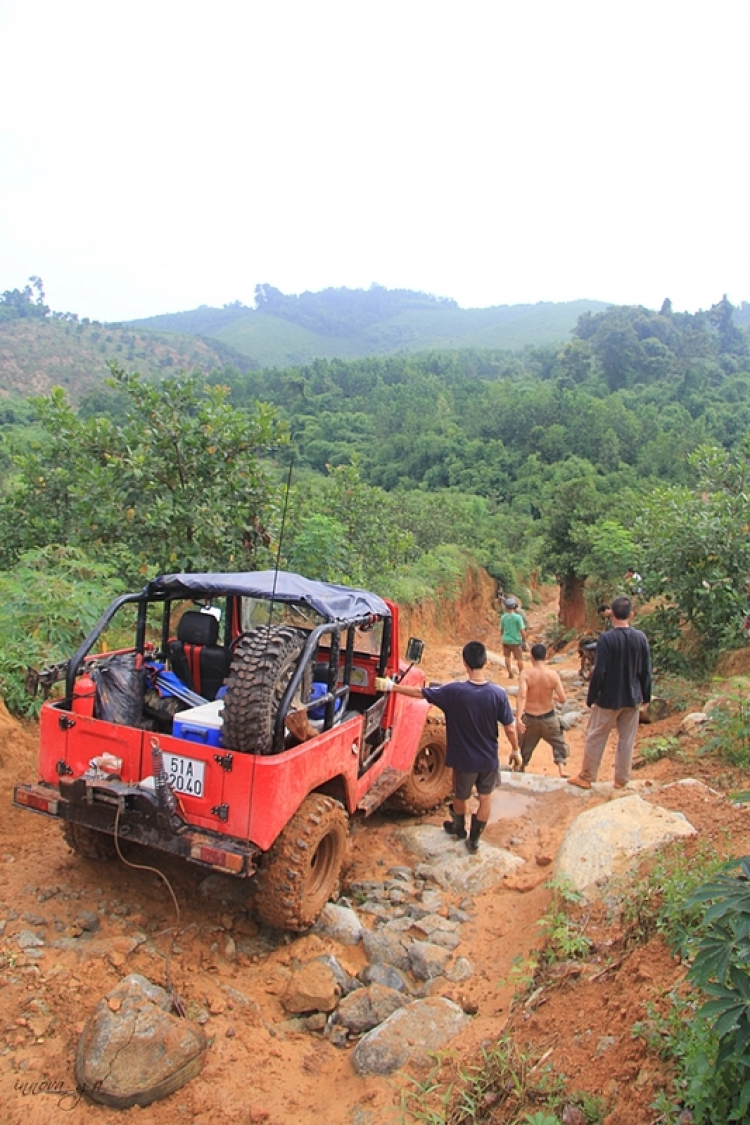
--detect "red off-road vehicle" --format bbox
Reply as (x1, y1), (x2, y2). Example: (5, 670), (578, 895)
(14, 571), (450, 930)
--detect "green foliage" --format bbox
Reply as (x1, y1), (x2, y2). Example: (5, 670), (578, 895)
(579, 519), (636, 582)
(284, 462), (415, 589)
(618, 840), (724, 952)
(638, 735), (682, 764)
(698, 690), (750, 767)
(632, 992), (724, 1124)
(400, 1034), (604, 1124)
(635, 439), (750, 670)
(537, 459), (606, 581)
(0, 276), (49, 321)
(537, 879), (592, 963)
(0, 546), (122, 715)
(254, 282), (458, 336)
(632, 856), (750, 1123)
(388, 546), (471, 607)
(0, 367), (286, 583)
(686, 859), (750, 1093)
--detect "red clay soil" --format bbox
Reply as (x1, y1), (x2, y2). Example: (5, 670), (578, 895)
(1, 581), (748, 1125)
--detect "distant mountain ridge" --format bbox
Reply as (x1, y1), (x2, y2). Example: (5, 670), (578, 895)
(0, 284), (616, 401)
(126, 285), (610, 367)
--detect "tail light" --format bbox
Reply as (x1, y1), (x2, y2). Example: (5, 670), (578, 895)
(14, 787), (59, 815)
(190, 841), (245, 873)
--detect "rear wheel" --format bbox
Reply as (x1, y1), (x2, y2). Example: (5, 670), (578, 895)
(62, 822), (118, 861)
(254, 794), (348, 931)
(390, 718), (452, 814)
(222, 626), (312, 755)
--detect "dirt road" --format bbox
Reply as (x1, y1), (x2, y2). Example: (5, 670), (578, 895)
(1, 587), (747, 1125)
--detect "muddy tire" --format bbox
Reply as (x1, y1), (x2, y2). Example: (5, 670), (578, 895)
(390, 718), (452, 814)
(222, 626), (312, 755)
(62, 822), (118, 861)
(254, 794), (348, 931)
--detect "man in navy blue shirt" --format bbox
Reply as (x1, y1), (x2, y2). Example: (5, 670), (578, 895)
(376, 641), (518, 852)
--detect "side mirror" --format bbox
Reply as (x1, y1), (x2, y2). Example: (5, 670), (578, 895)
(405, 637), (424, 664)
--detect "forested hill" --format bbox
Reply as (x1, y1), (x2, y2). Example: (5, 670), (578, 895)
(211, 296), (750, 497)
(0, 317), (253, 403)
(127, 285), (609, 367)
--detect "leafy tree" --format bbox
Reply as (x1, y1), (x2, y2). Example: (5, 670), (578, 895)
(285, 514), (350, 584)
(537, 459), (607, 627)
(635, 439), (750, 667)
(580, 518), (636, 583)
(284, 461), (415, 589)
(0, 366), (286, 582)
(708, 295), (747, 356)
(0, 276), (49, 320)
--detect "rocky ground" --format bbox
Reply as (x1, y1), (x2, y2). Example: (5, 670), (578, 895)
(2, 585), (750, 1125)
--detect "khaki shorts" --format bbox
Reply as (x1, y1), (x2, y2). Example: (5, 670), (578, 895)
(502, 643), (522, 657)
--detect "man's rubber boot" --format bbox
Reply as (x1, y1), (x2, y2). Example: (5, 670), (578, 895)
(466, 815), (487, 853)
(443, 805), (467, 841)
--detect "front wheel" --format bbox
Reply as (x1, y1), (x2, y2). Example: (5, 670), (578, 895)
(390, 719), (451, 814)
(254, 794), (349, 931)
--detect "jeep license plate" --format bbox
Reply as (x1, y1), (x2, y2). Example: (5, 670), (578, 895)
(167, 754), (206, 797)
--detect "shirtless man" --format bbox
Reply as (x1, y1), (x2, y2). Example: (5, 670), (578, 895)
(516, 643), (569, 776)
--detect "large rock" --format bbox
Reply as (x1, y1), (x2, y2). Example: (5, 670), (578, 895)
(333, 983), (407, 1035)
(559, 710), (584, 730)
(554, 795), (697, 901)
(312, 902), (364, 945)
(360, 962), (413, 993)
(76, 974), (206, 1108)
(362, 928), (410, 971)
(282, 960), (340, 1013)
(639, 698), (670, 723)
(680, 712), (710, 734)
(351, 997), (470, 1075)
(396, 826), (523, 894)
(408, 940), (452, 982)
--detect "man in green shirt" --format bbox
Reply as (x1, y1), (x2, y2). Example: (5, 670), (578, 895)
(500, 597), (527, 679)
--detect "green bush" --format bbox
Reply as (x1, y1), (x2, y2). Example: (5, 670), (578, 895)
(0, 546), (122, 715)
(698, 690), (750, 768)
(633, 856), (750, 1123)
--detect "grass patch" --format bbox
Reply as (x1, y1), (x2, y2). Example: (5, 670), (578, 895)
(399, 1035), (605, 1124)
(698, 688), (750, 768)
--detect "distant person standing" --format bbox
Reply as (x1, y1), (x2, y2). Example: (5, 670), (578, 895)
(568, 595), (652, 790)
(624, 567), (643, 595)
(500, 597), (527, 679)
(597, 603), (613, 630)
(516, 643), (569, 776)
(375, 641), (518, 853)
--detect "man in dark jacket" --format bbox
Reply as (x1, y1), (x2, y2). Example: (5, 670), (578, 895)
(568, 596), (651, 790)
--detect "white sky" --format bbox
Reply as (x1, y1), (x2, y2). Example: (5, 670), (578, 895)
(0, 0), (748, 322)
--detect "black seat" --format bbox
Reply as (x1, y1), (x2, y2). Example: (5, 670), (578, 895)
(167, 611), (230, 701)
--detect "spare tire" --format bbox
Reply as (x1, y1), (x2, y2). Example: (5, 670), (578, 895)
(222, 625), (312, 755)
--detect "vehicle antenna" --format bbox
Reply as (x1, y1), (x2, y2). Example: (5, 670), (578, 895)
(267, 455), (294, 628)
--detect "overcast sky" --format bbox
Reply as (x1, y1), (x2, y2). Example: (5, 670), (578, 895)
(1, 0), (747, 322)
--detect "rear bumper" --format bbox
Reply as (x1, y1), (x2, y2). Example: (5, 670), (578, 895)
(13, 779), (262, 877)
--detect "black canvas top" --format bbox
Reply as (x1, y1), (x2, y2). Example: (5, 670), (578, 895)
(148, 570), (391, 622)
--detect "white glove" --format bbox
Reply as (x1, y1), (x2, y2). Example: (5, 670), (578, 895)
(374, 676), (394, 693)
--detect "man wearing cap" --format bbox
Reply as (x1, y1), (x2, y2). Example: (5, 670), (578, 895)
(500, 597), (526, 679)
(568, 595), (651, 790)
